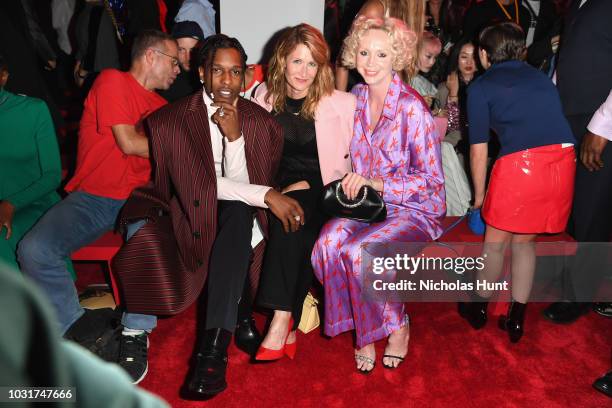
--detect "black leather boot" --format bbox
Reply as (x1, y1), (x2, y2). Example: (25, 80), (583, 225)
(498, 300), (527, 343)
(234, 315), (262, 357)
(183, 328), (232, 399)
(593, 370), (612, 397)
(458, 293), (489, 330)
(542, 302), (590, 323)
(234, 278), (261, 356)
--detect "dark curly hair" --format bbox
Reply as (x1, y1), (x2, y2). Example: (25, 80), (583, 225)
(478, 22), (525, 65)
(197, 34), (248, 78)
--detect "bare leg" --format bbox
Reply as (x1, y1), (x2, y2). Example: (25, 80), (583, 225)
(510, 234), (537, 303)
(476, 225), (512, 298)
(495, 233), (537, 343)
(260, 310), (292, 350)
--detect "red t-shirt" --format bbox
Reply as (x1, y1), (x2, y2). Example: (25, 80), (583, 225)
(65, 69), (167, 199)
(241, 64), (265, 99)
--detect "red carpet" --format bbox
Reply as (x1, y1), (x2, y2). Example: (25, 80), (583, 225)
(74, 265), (610, 406)
(136, 301), (610, 407)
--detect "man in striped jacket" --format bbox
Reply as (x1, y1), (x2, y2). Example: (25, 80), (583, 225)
(117, 34), (304, 397)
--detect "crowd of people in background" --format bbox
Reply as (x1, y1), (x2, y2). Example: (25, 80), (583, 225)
(1, 0), (611, 403)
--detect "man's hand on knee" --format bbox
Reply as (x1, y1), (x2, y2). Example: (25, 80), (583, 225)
(264, 190), (305, 233)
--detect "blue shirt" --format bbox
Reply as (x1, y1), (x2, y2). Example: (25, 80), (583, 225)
(174, 0), (215, 39)
(467, 60), (575, 157)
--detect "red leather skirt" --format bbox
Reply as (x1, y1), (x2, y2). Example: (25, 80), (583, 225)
(482, 144), (576, 234)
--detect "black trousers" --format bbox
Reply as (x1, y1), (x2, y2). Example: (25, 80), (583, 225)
(257, 188), (327, 330)
(564, 114), (612, 301)
(204, 201), (254, 332)
(567, 115), (612, 242)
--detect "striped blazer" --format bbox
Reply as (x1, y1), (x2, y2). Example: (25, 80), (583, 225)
(113, 89), (283, 314)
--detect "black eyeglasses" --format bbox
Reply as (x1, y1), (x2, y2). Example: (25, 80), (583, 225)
(150, 48), (179, 67)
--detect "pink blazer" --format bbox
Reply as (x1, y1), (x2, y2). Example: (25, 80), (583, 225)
(252, 83), (356, 185)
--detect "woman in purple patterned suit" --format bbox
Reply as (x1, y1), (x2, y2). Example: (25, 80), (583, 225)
(311, 17), (445, 373)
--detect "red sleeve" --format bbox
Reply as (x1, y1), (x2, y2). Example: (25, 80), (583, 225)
(94, 70), (135, 132)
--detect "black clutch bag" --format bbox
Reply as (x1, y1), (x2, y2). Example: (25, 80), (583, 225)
(320, 179), (387, 223)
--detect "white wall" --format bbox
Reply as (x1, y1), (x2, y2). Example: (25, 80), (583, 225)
(220, 0), (325, 64)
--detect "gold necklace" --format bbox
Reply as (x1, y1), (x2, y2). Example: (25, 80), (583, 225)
(495, 0), (519, 25)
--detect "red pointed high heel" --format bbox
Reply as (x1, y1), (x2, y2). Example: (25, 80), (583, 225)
(255, 318), (293, 361)
(284, 337), (297, 359)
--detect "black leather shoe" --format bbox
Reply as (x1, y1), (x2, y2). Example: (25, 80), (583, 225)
(542, 302), (590, 324)
(498, 300), (526, 343)
(592, 303), (612, 318)
(234, 315), (262, 357)
(593, 370), (612, 398)
(183, 328), (231, 399)
(458, 293), (489, 330)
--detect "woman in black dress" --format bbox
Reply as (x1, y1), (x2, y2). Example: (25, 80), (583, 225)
(252, 24), (356, 361)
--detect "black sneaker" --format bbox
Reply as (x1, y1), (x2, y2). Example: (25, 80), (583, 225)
(118, 333), (149, 384)
(64, 308), (119, 355)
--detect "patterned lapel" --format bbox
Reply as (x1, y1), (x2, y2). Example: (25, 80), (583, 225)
(355, 72), (402, 143)
(355, 85), (372, 144)
(237, 98), (270, 237)
(237, 98), (262, 184)
(381, 72), (402, 121)
(183, 95), (266, 186)
(185, 89), (216, 179)
(370, 73), (402, 145)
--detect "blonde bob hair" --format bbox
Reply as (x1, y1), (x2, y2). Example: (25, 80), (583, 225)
(342, 17), (418, 73)
(265, 24), (335, 120)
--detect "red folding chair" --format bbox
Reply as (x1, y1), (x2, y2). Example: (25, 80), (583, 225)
(72, 232), (123, 305)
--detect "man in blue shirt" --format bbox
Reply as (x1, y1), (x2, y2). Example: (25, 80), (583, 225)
(543, 0), (612, 323)
(174, 0), (215, 39)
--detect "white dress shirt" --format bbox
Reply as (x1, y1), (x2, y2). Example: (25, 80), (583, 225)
(203, 92), (270, 246)
(587, 89), (612, 141)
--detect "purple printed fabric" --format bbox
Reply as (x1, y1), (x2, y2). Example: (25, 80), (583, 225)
(311, 73), (446, 348)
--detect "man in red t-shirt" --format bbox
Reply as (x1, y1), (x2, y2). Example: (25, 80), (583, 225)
(18, 29), (179, 359)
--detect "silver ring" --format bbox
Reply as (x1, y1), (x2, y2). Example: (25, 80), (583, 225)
(218, 107), (225, 117)
(294, 215), (301, 222)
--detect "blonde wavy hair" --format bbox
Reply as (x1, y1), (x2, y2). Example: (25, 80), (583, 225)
(381, 0), (426, 40)
(342, 17), (418, 73)
(382, 0), (426, 79)
(265, 24), (334, 120)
